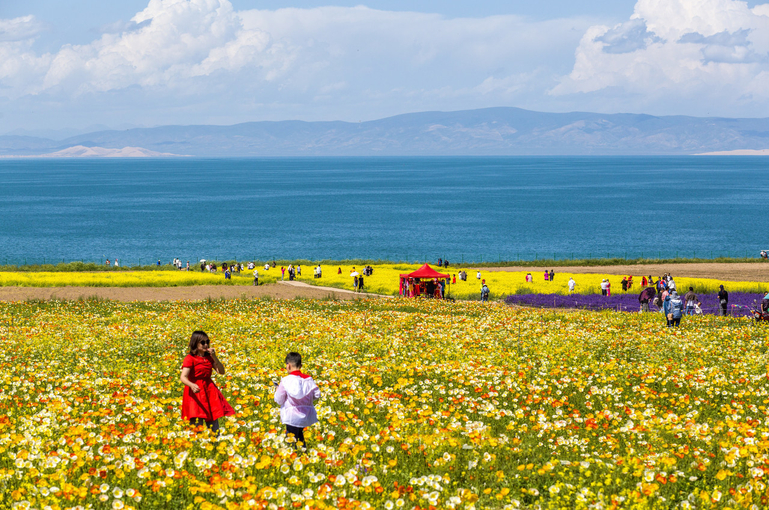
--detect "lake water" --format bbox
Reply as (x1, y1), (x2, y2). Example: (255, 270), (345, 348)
(0, 156), (767, 265)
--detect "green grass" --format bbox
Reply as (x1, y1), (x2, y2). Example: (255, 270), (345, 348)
(1, 256), (766, 273)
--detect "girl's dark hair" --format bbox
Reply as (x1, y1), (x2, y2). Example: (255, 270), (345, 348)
(189, 330), (210, 355)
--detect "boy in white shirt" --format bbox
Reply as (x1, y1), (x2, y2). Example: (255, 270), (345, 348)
(568, 277), (576, 293)
(274, 352), (321, 448)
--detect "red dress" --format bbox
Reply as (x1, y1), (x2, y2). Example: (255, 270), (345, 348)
(181, 354), (235, 421)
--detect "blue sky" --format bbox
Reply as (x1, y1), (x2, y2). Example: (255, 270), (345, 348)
(3, 0), (769, 136)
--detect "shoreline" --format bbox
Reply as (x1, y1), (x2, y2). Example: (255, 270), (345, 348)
(1, 261), (766, 301)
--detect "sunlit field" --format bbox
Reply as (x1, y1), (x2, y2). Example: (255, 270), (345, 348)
(1, 299), (768, 509)
(1, 264), (766, 300)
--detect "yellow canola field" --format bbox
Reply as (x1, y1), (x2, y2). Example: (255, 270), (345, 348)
(289, 265), (768, 299)
(1, 264), (767, 299)
(0, 270), (278, 288)
(1, 299), (768, 509)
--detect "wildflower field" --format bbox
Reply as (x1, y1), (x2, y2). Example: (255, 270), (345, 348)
(2, 265), (767, 301)
(2, 298), (769, 509)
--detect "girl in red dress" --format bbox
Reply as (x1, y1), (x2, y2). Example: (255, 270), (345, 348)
(180, 331), (235, 432)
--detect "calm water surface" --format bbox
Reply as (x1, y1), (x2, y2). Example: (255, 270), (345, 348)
(0, 157), (767, 264)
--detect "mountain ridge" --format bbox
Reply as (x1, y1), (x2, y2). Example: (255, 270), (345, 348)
(2, 107), (769, 156)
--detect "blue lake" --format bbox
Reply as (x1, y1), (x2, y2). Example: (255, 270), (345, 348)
(0, 156), (766, 265)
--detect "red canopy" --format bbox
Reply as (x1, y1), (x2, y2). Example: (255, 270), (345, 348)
(400, 263), (449, 279)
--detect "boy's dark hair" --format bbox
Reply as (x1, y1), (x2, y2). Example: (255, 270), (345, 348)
(689, 287), (694, 291)
(286, 352), (302, 368)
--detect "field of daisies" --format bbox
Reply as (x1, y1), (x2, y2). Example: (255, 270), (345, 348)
(1, 298), (768, 509)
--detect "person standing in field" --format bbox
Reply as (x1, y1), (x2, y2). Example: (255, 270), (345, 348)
(481, 283), (490, 302)
(568, 277), (576, 293)
(684, 287), (697, 315)
(274, 352), (321, 449)
(600, 279), (608, 296)
(718, 285), (729, 316)
(606, 280), (611, 296)
(281, 266), (285, 280)
(549, 269), (555, 281)
(180, 331), (235, 432)
(664, 290), (684, 327)
(253, 268), (259, 286)
(668, 276), (677, 291)
(544, 270), (549, 282)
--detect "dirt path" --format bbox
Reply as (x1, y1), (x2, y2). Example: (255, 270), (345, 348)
(0, 283), (381, 302)
(278, 280), (392, 298)
(476, 263), (769, 282)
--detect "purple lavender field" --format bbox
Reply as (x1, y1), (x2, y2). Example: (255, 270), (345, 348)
(505, 292), (764, 317)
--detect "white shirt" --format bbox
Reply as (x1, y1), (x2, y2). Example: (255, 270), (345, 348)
(264, 264), (270, 270)
(274, 372), (321, 427)
(253, 270), (259, 277)
(568, 279), (575, 291)
(476, 272), (481, 279)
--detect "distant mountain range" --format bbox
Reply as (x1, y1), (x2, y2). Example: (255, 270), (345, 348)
(3, 107), (769, 156)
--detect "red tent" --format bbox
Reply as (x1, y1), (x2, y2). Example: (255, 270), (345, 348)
(399, 264), (451, 298)
(400, 263), (449, 279)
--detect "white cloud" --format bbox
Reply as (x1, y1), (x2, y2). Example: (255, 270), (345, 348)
(552, 0), (769, 115)
(0, 15), (46, 42)
(0, 1), (591, 108)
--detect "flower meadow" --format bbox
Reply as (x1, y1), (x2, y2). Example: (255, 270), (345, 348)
(2, 299), (769, 509)
(2, 265), (767, 301)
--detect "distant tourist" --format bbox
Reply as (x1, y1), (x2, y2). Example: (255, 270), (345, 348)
(718, 285), (729, 316)
(481, 283), (490, 302)
(438, 258), (443, 267)
(253, 269), (259, 286)
(477, 271), (481, 280)
(106, 259), (110, 266)
(114, 259), (119, 267)
(600, 279), (608, 296)
(549, 269), (555, 281)
(664, 291), (684, 327)
(568, 277), (576, 293)
(684, 287), (697, 315)
(544, 270), (549, 282)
